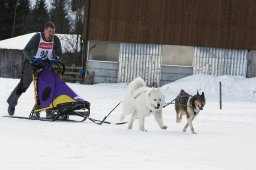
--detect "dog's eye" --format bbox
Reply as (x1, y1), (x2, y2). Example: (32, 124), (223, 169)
(154, 99), (157, 101)
(159, 99), (161, 101)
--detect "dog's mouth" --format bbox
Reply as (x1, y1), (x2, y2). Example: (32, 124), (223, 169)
(199, 106), (204, 110)
(154, 103), (161, 110)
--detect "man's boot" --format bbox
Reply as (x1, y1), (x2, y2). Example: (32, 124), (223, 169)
(8, 106), (15, 116)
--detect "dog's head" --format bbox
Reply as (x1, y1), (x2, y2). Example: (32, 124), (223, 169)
(147, 88), (165, 111)
(192, 91), (206, 110)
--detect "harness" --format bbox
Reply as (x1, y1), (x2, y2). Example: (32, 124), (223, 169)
(175, 93), (191, 113)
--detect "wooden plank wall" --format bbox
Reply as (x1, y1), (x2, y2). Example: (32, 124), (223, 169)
(0, 49), (24, 78)
(161, 65), (193, 86)
(85, 60), (193, 85)
(83, 0), (256, 50)
(0, 49), (83, 79)
(247, 51), (256, 77)
(86, 60), (119, 84)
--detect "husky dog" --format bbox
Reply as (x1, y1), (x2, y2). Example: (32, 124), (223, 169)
(120, 77), (167, 131)
(175, 89), (205, 134)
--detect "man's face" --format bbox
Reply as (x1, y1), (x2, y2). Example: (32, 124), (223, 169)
(44, 27), (55, 41)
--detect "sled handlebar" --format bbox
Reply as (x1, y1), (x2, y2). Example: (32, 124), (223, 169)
(50, 59), (65, 75)
(33, 59), (65, 75)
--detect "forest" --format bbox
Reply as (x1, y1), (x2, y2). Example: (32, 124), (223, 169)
(0, 0), (84, 40)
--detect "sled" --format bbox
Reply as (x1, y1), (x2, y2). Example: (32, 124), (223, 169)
(29, 59), (90, 122)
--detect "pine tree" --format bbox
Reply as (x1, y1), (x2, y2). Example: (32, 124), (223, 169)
(70, 0), (83, 34)
(30, 0), (49, 32)
(50, 0), (70, 33)
(0, 1), (13, 40)
(15, 0), (31, 36)
(0, 0), (31, 40)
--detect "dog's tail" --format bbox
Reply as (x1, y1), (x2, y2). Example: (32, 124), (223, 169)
(128, 77), (146, 93)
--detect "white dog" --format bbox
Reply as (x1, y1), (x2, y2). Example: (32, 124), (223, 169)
(120, 77), (167, 131)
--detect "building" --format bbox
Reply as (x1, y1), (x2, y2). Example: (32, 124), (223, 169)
(82, 0), (256, 86)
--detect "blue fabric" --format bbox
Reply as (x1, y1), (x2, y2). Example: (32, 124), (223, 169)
(32, 58), (43, 65)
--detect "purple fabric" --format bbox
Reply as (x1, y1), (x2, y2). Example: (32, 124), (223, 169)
(37, 68), (85, 108)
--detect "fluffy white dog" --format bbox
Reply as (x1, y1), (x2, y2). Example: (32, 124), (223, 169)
(120, 77), (167, 131)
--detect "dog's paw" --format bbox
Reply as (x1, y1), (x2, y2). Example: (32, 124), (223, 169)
(192, 131), (197, 134)
(161, 125), (167, 129)
(182, 129), (186, 132)
(176, 119), (181, 123)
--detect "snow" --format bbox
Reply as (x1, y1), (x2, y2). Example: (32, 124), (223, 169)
(0, 75), (256, 170)
(0, 33), (80, 53)
(0, 33), (36, 50)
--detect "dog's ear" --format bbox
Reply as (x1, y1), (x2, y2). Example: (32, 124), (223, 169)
(201, 92), (205, 98)
(197, 91), (199, 96)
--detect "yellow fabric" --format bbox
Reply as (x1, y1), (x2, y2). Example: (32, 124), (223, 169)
(51, 95), (76, 107)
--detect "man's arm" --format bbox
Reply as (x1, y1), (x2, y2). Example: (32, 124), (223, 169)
(53, 36), (62, 59)
(23, 33), (40, 63)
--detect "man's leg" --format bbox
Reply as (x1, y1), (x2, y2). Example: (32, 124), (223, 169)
(7, 60), (33, 115)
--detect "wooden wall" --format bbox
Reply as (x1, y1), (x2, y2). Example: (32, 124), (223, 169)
(0, 49), (83, 79)
(0, 49), (24, 78)
(83, 0), (256, 50)
(247, 51), (256, 77)
(161, 65), (193, 86)
(86, 60), (119, 83)
(84, 60), (194, 85)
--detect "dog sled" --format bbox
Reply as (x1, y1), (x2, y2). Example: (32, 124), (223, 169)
(28, 59), (90, 122)
(4, 59), (127, 124)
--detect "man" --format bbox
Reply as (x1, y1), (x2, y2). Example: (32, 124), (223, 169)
(7, 22), (62, 117)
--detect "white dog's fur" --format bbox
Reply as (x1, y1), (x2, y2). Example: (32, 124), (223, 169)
(120, 77), (167, 131)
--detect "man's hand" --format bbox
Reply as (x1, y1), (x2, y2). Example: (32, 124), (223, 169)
(31, 57), (50, 71)
(31, 57), (43, 65)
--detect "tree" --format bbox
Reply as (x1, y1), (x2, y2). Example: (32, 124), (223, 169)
(70, 0), (83, 34)
(0, 1), (13, 40)
(50, 0), (70, 33)
(0, 0), (31, 40)
(10, 0), (19, 37)
(14, 0), (31, 35)
(69, 0), (84, 56)
(30, 0), (49, 32)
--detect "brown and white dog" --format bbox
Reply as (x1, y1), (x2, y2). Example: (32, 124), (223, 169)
(175, 89), (205, 134)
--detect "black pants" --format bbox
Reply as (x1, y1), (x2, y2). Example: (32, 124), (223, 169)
(7, 59), (33, 107)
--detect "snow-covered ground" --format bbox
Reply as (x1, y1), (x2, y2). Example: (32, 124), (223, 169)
(0, 75), (256, 170)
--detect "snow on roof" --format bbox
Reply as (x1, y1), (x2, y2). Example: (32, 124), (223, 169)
(0, 33), (35, 50)
(0, 33), (81, 53)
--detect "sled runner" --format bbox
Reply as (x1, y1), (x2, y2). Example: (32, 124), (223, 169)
(29, 59), (90, 122)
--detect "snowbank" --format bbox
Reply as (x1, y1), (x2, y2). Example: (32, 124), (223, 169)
(162, 75), (256, 102)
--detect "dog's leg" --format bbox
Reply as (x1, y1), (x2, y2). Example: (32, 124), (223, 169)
(128, 112), (136, 129)
(183, 115), (197, 131)
(183, 122), (189, 132)
(138, 114), (146, 131)
(153, 111), (167, 129)
(183, 116), (196, 134)
(176, 112), (182, 123)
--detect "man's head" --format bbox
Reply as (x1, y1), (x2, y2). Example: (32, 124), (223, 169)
(44, 22), (55, 41)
